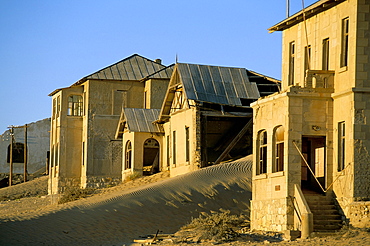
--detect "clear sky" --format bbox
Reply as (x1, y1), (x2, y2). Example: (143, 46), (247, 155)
(0, 0), (317, 133)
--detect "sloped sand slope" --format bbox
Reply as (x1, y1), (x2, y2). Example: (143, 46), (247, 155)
(0, 156), (252, 245)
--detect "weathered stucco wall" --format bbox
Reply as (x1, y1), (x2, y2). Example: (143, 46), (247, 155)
(0, 118), (50, 174)
(163, 107), (199, 177)
(121, 131), (163, 180)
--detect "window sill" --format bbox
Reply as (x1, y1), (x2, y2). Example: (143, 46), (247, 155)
(270, 171), (285, 178)
(339, 66), (348, 73)
(253, 173), (268, 180)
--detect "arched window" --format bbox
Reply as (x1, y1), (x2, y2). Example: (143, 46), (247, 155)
(125, 141), (132, 170)
(273, 126), (284, 172)
(257, 130), (267, 175)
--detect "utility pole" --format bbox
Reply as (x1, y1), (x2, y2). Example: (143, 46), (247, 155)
(24, 124), (28, 182)
(286, 0), (290, 18)
(9, 127), (14, 186)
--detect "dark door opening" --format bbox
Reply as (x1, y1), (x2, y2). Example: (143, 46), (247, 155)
(143, 138), (160, 175)
(301, 136), (326, 193)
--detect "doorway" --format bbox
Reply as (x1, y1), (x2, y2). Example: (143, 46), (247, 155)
(301, 136), (326, 193)
(143, 138), (160, 175)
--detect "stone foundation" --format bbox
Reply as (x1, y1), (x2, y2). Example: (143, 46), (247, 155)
(347, 201), (370, 228)
(84, 176), (121, 189)
(0, 173), (26, 186)
(251, 198), (293, 231)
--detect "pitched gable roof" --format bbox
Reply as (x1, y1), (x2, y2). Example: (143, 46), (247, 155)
(74, 54), (166, 85)
(177, 63), (260, 106)
(49, 54), (168, 96)
(115, 108), (163, 138)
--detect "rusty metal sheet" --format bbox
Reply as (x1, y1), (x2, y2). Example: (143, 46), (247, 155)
(177, 63), (260, 106)
(123, 108), (163, 133)
(81, 54), (168, 83)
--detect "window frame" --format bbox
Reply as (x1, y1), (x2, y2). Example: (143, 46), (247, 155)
(125, 140), (132, 170)
(340, 17), (349, 68)
(288, 41), (295, 86)
(338, 121), (345, 171)
(67, 95), (83, 116)
(185, 126), (190, 162)
(257, 130), (268, 175)
(273, 126), (284, 173)
(304, 45), (311, 73)
(322, 38), (330, 70)
(172, 131), (176, 165)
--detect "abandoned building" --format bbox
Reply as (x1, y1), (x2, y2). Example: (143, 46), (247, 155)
(49, 52), (280, 195)
(251, 0), (370, 237)
(0, 118), (50, 184)
(116, 62), (280, 179)
(48, 54), (172, 194)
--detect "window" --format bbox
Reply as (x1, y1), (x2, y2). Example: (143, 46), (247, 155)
(257, 130), (267, 175)
(322, 38), (330, 70)
(185, 127), (190, 162)
(55, 143), (59, 166)
(68, 95), (83, 116)
(341, 17), (349, 67)
(273, 126), (284, 172)
(172, 131), (176, 165)
(56, 96), (60, 117)
(82, 142), (85, 166)
(288, 41), (295, 85)
(112, 90), (127, 115)
(304, 45), (311, 73)
(7, 143), (24, 163)
(125, 141), (132, 169)
(50, 145), (54, 168)
(52, 98), (56, 119)
(338, 122), (345, 171)
(166, 135), (170, 167)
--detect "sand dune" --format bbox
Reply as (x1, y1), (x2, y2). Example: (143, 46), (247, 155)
(0, 156), (252, 245)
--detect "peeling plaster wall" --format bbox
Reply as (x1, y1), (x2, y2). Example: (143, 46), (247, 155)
(0, 118), (50, 174)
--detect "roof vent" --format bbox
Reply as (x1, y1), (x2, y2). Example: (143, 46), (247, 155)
(155, 59), (162, 64)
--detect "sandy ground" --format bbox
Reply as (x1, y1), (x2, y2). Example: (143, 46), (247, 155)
(0, 156), (369, 245)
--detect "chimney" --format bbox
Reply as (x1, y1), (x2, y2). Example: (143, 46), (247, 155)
(155, 59), (162, 64)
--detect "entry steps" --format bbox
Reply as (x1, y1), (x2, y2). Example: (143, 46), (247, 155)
(304, 193), (343, 232)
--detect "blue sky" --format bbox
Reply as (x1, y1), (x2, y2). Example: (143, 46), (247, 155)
(0, 0), (316, 133)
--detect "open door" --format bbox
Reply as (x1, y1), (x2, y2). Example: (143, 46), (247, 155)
(143, 138), (160, 175)
(301, 136), (326, 193)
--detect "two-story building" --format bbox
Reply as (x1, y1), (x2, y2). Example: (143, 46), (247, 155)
(251, 0), (370, 237)
(117, 62), (280, 179)
(48, 54), (171, 194)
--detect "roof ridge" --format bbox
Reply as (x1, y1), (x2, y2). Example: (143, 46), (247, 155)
(75, 54), (165, 84)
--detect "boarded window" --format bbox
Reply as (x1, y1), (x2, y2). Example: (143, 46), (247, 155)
(7, 143), (24, 163)
(112, 90), (127, 115)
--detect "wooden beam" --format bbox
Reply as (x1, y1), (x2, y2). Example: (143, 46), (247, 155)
(213, 118), (252, 165)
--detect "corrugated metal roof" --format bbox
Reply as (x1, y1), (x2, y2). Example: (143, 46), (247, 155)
(177, 63), (260, 106)
(75, 54), (167, 85)
(144, 64), (174, 80)
(124, 108), (163, 133)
